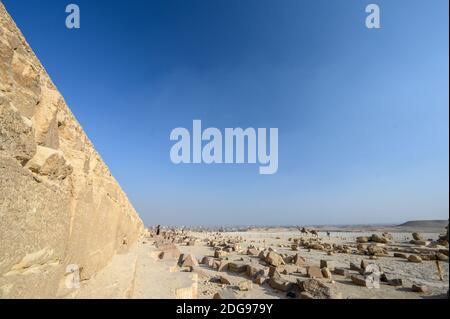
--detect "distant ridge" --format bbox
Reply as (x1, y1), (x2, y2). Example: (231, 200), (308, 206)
(397, 220), (448, 228)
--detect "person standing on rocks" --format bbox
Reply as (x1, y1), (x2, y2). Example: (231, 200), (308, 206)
(156, 225), (161, 236)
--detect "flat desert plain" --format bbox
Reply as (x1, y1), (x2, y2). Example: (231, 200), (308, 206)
(176, 223), (448, 299)
(70, 221), (448, 299)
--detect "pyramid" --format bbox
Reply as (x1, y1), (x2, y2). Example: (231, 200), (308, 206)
(0, 2), (143, 298)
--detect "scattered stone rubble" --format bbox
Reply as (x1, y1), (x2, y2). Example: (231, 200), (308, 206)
(144, 225), (448, 299)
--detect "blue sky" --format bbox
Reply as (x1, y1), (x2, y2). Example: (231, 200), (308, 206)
(4, 0), (448, 226)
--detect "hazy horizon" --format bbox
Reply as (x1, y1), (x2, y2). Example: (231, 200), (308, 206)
(4, 0), (449, 226)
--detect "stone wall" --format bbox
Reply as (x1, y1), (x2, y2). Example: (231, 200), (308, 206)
(0, 2), (144, 298)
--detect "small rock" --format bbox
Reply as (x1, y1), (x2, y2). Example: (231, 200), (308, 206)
(408, 255), (423, 263)
(214, 250), (228, 258)
(321, 267), (333, 279)
(293, 254), (306, 266)
(298, 292), (314, 299)
(286, 291), (297, 298)
(254, 275), (268, 285)
(371, 234), (389, 244)
(201, 256), (215, 267)
(179, 254), (199, 268)
(297, 279), (342, 299)
(412, 232), (423, 241)
(310, 244), (325, 251)
(307, 266), (323, 279)
(350, 262), (362, 273)
(213, 288), (236, 299)
(320, 260), (335, 271)
(436, 253), (449, 261)
(394, 253), (408, 259)
(351, 275), (368, 287)
(333, 267), (349, 277)
(218, 260), (229, 272)
(356, 236), (369, 243)
(388, 279), (403, 287)
(412, 284), (428, 293)
(228, 261), (248, 273)
(360, 260), (370, 270)
(238, 280), (253, 291)
(269, 277), (294, 292)
(219, 275), (233, 285)
(265, 251), (285, 267)
(410, 240), (428, 246)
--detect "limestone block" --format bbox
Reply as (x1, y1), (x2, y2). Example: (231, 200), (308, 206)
(25, 145), (72, 180)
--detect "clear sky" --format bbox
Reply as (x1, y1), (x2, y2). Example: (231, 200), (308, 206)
(3, 0), (448, 226)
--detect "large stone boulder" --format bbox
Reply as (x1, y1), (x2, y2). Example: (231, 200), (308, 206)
(412, 232), (423, 241)
(265, 251), (285, 267)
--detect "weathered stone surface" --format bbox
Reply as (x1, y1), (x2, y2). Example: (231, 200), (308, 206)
(412, 232), (423, 241)
(351, 275), (368, 287)
(371, 234), (389, 244)
(214, 249), (227, 259)
(387, 278), (403, 287)
(410, 240), (428, 246)
(292, 253), (306, 266)
(436, 253), (449, 261)
(0, 3), (143, 298)
(179, 254), (199, 268)
(254, 275), (268, 285)
(201, 256), (215, 267)
(157, 243), (181, 260)
(25, 145), (72, 180)
(297, 279), (342, 299)
(237, 280), (253, 291)
(0, 100), (36, 164)
(321, 267), (333, 279)
(213, 288), (236, 299)
(412, 284), (428, 293)
(246, 264), (264, 278)
(356, 236), (369, 243)
(394, 253), (408, 259)
(218, 260), (229, 272)
(350, 262), (363, 273)
(265, 251), (285, 267)
(408, 255), (423, 263)
(228, 261), (248, 273)
(320, 259), (335, 271)
(310, 243), (325, 251)
(219, 274), (233, 285)
(307, 266), (323, 279)
(269, 277), (294, 292)
(333, 267), (349, 277)
(360, 259), (371, 271)
(367, 245), (388, 256)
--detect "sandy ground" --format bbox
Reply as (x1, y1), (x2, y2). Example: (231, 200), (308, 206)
(179, 229), (449, 299)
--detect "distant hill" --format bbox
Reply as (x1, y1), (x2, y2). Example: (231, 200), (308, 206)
(397, 220), (448, 228)
(395, 220), (447, 233)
